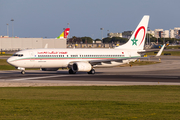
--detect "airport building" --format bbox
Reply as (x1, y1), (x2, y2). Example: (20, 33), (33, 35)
(149, 28), (180, 39)
(0, 37), (66, 51)
(164, 30), (169, 38)
(169, 28), (180, 39)
(154, 29), (164, 38)
(107, 33), (122, 38)
(154, 29), (169, 38)
(108, 27), (180, 39)
(107, 31), (133, 39)
(147, 30), (155, 37)
(173, 27), (180, 39)
(170, 29), (175, 38)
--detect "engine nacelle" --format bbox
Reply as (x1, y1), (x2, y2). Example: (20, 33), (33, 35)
(72, 62), (92, 72)
(41, 68), (59, 71)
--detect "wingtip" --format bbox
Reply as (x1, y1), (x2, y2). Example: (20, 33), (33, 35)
(143, 15), (150, 19)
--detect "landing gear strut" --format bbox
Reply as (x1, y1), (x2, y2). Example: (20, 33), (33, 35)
(87, 69), (95, 74)
(17, 67), (25, 75)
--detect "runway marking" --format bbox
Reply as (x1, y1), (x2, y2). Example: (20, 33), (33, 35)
(7, 75), (77, 81)
(129, 75), (179, 79)
(5, 74), (180, 82)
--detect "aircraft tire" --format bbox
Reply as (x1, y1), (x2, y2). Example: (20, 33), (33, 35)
(88, 69), (95, 74)
(69, 69), (76, 74)
(21, 70), (25, 74)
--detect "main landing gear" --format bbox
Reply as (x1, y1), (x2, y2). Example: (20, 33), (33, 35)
(68, 68), (95, 74)
(87, 69), (95, 74)
(68, 69), (76, 74)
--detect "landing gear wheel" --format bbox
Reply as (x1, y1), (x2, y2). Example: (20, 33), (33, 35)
(69, 69), (76, 74)
(21, 70), (25, 74)
(88, 69), (95, 74)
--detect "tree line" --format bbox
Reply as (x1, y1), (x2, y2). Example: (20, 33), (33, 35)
(68, 36), (128, 44)
(67, 35), (179, 44)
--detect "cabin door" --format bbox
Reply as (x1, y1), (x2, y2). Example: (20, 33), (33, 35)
(29, 51), (35, 67)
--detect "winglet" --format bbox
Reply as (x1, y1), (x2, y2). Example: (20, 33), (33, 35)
(156, 44), (165, 57)
(57, 28), (70, 39)
(44, 43), (48, 48)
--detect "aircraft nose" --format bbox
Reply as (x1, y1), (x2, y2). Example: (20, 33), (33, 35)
(7, 57), (13, 65)
(7, 58), (10, 64)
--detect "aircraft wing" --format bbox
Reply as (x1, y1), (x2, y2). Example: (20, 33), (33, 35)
(89, 45), (165, 65)
(89, 57), (148, 65)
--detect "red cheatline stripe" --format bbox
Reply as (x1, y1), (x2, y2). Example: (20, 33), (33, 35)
(11, 56), (140, 62)
(12, 57), (120, 62)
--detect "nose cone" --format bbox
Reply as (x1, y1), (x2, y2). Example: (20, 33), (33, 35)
(7, 57), (14, 66)
(7, 58), (10, 64)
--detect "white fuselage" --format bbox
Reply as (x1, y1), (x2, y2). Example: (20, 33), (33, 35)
(7, 48), (140, 69)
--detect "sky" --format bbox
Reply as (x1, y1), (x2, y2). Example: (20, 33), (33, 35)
(0, 0), (180, 39)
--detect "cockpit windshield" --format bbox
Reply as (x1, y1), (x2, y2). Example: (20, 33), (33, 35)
(13, 54), (23, 57)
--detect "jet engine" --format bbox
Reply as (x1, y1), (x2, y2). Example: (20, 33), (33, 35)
(72, 62), (92, 72)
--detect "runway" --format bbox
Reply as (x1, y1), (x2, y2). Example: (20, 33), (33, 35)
(0, 56), (180, 86)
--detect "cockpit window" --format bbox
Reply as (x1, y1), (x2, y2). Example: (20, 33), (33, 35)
(13, 54), (23, 57)
(18, 54), (23, 57)
(13, 54), (18, 56)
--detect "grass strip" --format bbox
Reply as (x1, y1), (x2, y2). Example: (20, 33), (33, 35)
(0, 54), (13, 56)
(0, 59), (16, 70)
(0, 59), (39, 70)
(166, 46), (180, 49)
(0, 86), (180, 120)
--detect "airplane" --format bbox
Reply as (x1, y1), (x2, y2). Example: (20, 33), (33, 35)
(7, 15), (162, 74)
(44, 28), (70, 48)
(56, 28), (70, 39)
(43, 28), (70, 49)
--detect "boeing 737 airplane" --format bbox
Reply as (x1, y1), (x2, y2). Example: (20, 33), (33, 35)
(7, 15), (158, 74)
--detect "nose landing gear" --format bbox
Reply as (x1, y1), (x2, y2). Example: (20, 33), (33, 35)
(21, 70), (25, 74)
(17, 67), (26, 74)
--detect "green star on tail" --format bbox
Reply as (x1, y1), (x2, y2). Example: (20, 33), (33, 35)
(131, 37), (138, 46)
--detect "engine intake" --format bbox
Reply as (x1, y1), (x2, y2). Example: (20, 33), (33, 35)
(72, 62), (92, 72)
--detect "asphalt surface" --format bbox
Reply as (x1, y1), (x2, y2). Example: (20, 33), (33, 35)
(0, 56), (180, 86)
